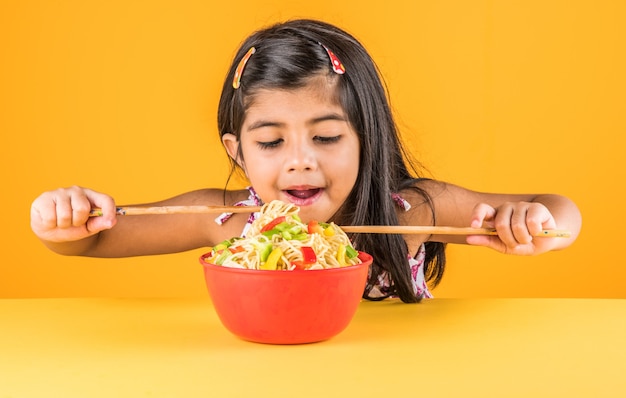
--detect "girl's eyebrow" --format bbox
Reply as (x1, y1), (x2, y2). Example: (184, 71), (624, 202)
(247, 113), (347, 131)
(309, 113), (347, 125)
(247, 120), (281, 131)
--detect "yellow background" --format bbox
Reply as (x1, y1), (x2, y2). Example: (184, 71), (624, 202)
(1, 1), (624, 298)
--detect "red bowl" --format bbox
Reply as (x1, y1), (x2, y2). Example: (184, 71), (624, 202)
(199, 252), (372, 344)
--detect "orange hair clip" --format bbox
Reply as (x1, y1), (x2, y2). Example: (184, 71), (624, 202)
(232, 47), (256, 89)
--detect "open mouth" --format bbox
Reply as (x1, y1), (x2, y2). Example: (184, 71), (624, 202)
(286, 188), (321, 200)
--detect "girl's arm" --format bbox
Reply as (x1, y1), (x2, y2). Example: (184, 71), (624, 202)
(407, 180), (582, 255)
(30, 186), (248, 257)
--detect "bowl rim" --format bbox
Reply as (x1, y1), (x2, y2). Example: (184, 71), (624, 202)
(199, 251), (372, 275)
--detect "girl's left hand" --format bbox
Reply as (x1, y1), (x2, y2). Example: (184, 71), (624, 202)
(466, 201), (558, 255)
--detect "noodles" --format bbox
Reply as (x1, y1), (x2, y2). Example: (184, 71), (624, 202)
(205, 200), (361, 270)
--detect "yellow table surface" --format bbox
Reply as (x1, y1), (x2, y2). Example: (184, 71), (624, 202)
(1, 297), (625, 397)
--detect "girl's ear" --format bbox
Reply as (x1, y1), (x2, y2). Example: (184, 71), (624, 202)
(221, 133), (243, 168)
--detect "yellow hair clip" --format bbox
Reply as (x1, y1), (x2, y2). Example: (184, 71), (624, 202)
(232, 47), (256, 89)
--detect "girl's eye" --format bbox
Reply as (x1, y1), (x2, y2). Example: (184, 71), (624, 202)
(256, 139), (283, 149)
(314, 135), (341, 144)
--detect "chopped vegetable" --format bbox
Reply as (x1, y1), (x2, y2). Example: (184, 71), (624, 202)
(261, 248), (283, 270)
(213, 240), (232, 252)
(259, 242), (273, 262)
(308, 220), (324, 235)
(301, 246), (317, 264)
(261, 216), (286, 233)
(345, 245), (358, 259)
(291, 260), (307, 270)
(229, 246), (245, 254)
(215, 249), (231, 265)
(336, 245), (347, 266)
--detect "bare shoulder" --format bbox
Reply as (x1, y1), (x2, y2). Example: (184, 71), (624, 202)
(406, 179), (449, 203)
(395, 181), (448, 252)
(396, 180), (449, 226)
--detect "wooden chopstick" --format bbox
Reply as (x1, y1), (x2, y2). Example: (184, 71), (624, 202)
(89, 205), (262, 216)
(90, 206), (570, 237)
(340, 225), (571, 238)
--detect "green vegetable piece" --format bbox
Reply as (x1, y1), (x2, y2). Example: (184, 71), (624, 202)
(345, 245), (358, 259)
(262, 228), (281, 238)
(215, 250), (231, 265)
(259, 243), (273, 262)
(275, 222), (291, 232)
(213, 239), (232, 252)
(288, 225), (302, 235)
(292, 233), (309, 241)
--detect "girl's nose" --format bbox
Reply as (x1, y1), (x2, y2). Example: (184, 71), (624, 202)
(284, 142), (318, 173)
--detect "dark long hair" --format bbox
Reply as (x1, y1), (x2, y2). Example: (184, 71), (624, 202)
(217, 19), (445, 303)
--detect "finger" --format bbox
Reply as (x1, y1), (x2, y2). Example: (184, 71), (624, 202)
(466, 234), (507, 253)
(83, 188), (117, 230)
(69, 189), (93, 227)
(470, 203), (496, 228)
(493, 204), (520, 248)
(53, 189), (76, 229)
(510, 204), (532, 245)
(85, 216), (116, 235)
(30, 192), (58, 230)
(526, 204), (557, 235)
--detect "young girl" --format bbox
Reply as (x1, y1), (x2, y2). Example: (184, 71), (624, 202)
(30, 19), (581, 303)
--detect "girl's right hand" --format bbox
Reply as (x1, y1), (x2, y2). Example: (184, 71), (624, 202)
(30, 186), (117, 243)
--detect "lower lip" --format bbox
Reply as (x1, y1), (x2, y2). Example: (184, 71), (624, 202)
(283, 189), (324, 207)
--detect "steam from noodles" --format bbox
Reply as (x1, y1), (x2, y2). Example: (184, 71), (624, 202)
(206, 200), (361, 270)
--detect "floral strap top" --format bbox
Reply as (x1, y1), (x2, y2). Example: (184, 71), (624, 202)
(215, 187), (432, 300)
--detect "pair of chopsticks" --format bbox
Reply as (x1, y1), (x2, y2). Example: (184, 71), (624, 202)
(89, 206), (570, 237)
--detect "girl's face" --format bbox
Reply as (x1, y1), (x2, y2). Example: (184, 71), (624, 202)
(222, 76), (360, 223)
